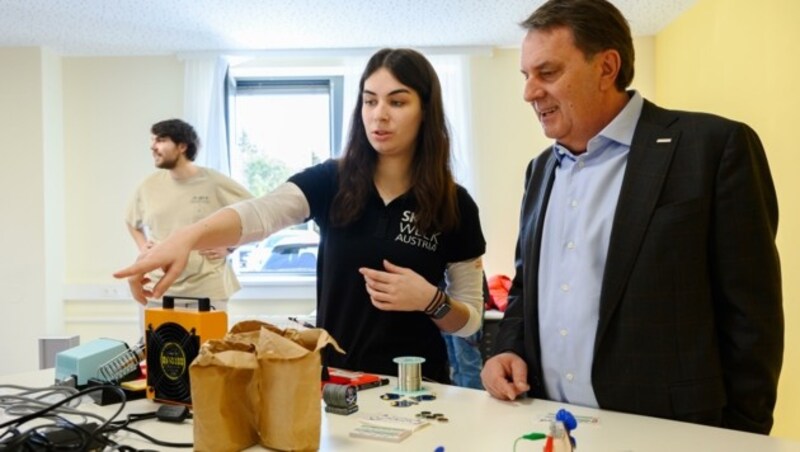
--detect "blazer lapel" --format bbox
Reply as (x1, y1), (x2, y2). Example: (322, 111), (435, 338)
(595, 101), (680, 346)
(521, 149), (558, 291)
(525, 150), (558, 257)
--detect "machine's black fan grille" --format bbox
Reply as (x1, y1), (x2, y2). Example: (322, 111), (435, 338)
(146, 322), (199, 404)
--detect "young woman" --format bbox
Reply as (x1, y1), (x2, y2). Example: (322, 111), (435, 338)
(115, 48), (485, 382)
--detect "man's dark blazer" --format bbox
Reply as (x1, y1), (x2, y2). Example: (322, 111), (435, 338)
(493, 99), (783, 434)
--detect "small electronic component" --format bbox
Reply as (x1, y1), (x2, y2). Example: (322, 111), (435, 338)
(416, 411), (447, 421)
(389, 400), (417, 407)
(543, 408), (578, 452)
(349, 424), (410, 442)
(323, 383), (358, 415)
(324, 368), (387, 390)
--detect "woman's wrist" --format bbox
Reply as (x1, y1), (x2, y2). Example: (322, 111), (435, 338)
(180, 222), (212, 250)
(426, 291), (452, 319)
(424, 288), (450, 316)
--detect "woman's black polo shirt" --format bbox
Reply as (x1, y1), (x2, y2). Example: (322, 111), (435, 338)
(289, 160), (486, 382)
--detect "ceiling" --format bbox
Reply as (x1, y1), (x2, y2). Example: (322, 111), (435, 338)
(0, 0), (697, 57)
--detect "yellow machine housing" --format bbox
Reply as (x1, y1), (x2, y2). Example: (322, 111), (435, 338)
(144, 297), (227, 406)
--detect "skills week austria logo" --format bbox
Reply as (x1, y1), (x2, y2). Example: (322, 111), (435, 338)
(395, 210), (440, 252)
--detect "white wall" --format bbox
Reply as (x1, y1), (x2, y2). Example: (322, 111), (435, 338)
(63, 56), (184, 283)
(42, 47), (66, 337)
(469, 48), (546, 277)
(61, 56), (184, 349)
(0, 48), (58, 375)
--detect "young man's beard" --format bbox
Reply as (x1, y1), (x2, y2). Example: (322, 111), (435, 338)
(156, 156), (178, 170)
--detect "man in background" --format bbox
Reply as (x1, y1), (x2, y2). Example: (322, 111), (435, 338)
(481, 0), (783, 434)
(126, 118), (252, 311)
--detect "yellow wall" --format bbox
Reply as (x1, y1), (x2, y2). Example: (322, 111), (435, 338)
(656, 0), (800, 439)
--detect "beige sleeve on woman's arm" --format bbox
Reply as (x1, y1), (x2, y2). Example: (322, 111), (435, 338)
(444, 257), (484, 337)
(225, 182), (311, 246)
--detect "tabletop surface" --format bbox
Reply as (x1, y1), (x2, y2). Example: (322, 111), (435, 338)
(1, 369), (798, 452)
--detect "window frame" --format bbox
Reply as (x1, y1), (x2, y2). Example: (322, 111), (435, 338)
(233, 77), (344, 157)
(227, 71), (345, 287)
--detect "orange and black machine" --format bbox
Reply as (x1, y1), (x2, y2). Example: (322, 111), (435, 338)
(144, 296), (227, 405)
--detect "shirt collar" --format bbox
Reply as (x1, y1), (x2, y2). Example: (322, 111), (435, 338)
(551, 90), (643, 164)
(598, 90), (643, 148)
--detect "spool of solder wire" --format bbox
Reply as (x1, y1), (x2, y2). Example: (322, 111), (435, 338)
(393, 356), (426, 393)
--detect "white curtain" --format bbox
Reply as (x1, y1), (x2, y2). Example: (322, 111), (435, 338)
(340, 55), (369, 155)
(183, 51), (475, 186)
(429, 55), (476, 195)
(182, 56), (230, 173)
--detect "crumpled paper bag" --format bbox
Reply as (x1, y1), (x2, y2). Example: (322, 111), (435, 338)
(190, 320), (343, 452)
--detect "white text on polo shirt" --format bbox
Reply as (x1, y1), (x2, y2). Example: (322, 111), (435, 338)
(396, 211), (440, 251)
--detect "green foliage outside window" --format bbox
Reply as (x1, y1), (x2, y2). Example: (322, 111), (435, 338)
(238, 131), (293, 197)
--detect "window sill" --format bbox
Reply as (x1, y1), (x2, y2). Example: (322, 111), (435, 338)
(234, 273), (316, 301)
(63, 276), (317, 303)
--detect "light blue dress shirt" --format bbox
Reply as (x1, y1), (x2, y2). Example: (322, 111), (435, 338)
(538, 91), (644, 407)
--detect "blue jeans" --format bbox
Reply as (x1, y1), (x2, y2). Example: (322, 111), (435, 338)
(443, 329), (483, 389)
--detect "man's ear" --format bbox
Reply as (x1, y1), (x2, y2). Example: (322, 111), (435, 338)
(596, 49), (621, 91)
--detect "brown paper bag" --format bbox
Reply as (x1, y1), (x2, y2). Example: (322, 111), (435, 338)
(191, 320), (343, 452)
(236, 320), (343, 451)
(190, 340), (260, 452)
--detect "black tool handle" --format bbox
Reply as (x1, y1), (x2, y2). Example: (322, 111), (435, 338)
(161, 296), (212, 311)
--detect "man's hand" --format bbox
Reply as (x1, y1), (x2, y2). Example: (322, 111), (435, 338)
(358, 259), (437, 312)
(481, 352), (531, 400)
(114, 233), (193, 303)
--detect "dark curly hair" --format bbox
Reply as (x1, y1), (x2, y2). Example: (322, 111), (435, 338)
(150, 119), (200, 161)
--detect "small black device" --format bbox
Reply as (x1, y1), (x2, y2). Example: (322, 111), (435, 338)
(156, 404), (191, 423)
(429, 297), (451, 319)
(323, 383), (358, 415)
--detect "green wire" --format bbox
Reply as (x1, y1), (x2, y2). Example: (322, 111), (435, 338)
(513, 432), (547, 451)
(522, 433), (547, 441)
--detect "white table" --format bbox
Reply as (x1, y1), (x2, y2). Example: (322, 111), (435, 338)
(2, 369), (798, 451)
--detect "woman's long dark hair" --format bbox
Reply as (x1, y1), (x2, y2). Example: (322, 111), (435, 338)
(331, 48), (459, 234)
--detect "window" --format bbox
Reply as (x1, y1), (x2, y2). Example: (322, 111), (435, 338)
(227, 76), (344, 275)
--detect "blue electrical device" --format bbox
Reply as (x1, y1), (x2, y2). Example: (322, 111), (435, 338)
(55, 338), (129, 385)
